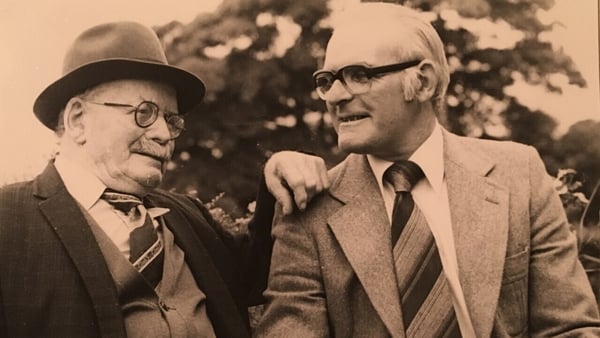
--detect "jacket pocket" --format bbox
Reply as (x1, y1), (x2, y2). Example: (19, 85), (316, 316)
(496, 247), (529, 337)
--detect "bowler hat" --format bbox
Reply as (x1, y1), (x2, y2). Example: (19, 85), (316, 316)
(33, 21), (206, 130)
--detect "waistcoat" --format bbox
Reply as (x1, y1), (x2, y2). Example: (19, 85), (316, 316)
(85, 211), (217, 338)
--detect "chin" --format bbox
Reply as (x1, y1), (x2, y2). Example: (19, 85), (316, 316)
(338, 137), (370, 154)
(130, 170), (164, 190)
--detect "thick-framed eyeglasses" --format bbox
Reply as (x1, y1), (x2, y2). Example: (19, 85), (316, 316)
(81, 100), (185, 138)
(313, 59), (422, 100)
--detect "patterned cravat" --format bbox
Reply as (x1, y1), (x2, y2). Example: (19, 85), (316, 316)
(384, 161), (461, 338)
(101, 190), (164, 288)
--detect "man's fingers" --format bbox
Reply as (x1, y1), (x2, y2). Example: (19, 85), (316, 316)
(317, 159), (331, 190)
(312, 157), (329, 192)
(263, 150), (330, 214)
(291, 183), (309, 211)
(299, 158), (329, 204)
(280, 173), (309, 211)
(264, 159), (295, 215)
(300, 174), (321, 197)
(269, 181), (295, 215)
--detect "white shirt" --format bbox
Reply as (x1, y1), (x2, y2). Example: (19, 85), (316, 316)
(367, 122), (476, 338)
(54, 154), (169, 259)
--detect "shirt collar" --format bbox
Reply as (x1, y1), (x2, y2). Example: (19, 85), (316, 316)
(148, 207), (170, 219)
(55, 154), (171, 218)
(54, 154), (106, 210)
(367, 121), (445, 193)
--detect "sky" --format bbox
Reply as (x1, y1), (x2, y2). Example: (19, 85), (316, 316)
(0, 0), (223, 183)
(0, 0), (598, 184)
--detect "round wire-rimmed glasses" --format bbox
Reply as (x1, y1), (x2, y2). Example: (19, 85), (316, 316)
(81, 100), (185, 138)
(313, 59), (422, 100)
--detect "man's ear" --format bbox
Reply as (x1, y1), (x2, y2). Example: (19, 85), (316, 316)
(63, 97), (87, 144)
(415, 61), (437, 102)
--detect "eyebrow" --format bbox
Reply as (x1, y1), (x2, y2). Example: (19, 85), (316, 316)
(137, 96), (180, 115)
(314, 62), (371, 74)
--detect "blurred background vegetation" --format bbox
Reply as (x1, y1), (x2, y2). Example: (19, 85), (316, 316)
(152, 0), (600, 219)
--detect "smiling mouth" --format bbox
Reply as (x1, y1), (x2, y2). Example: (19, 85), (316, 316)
(339, 114), (369, 123)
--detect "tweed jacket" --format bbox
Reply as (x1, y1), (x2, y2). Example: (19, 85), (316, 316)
(0, 162), (275, 338)
(257, 130), (600, 338)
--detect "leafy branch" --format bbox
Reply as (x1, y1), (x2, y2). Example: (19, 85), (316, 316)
(554, 169), (600, 304)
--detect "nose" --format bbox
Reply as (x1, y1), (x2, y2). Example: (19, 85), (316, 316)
(146, 114), (173, 144)
(325, 79), (353, 107)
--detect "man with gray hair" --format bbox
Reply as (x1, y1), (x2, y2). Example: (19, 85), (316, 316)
(0, 21), (328, 338)
(257, 3), (600, 337)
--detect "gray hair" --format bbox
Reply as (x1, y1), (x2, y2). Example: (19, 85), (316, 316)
(334, 3), (450, 115)
(54, 85), (103, 137)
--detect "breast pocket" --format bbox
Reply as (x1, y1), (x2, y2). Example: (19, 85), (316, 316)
(496, 247), (529, 337)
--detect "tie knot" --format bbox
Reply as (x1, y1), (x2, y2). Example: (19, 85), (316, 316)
(384, 161), (424, 192)
(101, 190), (143, 213)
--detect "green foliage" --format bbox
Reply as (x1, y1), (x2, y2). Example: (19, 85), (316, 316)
(155, 0), (595, 215)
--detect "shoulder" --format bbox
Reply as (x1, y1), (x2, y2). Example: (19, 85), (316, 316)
(444, 131), (541, 175)
(0, 179), (34, 196)
(326, 153), (365, 187)
(0, 180), (39, 249)
(148, 189), (202, 210)
(147, 189), (229, 237)
(0, 179), (36, 211)
(283, 155), (362, 226)
(449, 132), (534, 158)
(147, 189), (216, 224)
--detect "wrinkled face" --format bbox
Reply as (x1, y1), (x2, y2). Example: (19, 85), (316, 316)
(80, 79), (178, 195)
(322, 26), (423, 160)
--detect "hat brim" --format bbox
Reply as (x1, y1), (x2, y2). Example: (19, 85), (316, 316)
(33, 59), (206, 130)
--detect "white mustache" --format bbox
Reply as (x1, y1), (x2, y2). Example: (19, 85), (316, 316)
(130, 139), (172, 161)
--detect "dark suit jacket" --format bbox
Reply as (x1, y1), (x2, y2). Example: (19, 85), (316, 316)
(257, 130), (600, 338)
(0, 162), (275, 338)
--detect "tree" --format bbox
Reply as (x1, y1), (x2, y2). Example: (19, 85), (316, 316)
(155, 0), (592, 213)
(156, 0), (338, 215)
(550, 121), (600, 196)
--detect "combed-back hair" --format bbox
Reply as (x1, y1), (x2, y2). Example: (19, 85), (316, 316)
(333, 3), (450, 115)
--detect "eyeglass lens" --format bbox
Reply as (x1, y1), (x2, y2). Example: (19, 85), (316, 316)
(134, 101), (185, 137)
(314, 60), (422, 99)
(315, 66), (371, 97)
(135, 101), (159, 126)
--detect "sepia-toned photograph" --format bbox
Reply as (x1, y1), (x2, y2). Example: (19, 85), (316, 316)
(0, 0), (598, 336)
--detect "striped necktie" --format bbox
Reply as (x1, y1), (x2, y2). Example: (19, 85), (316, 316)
(101, 190), (164, 288)
(384, 161), (461, 338)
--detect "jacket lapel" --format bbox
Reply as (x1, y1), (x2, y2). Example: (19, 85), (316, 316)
(443, 131), (509, 337)
(327, 154), (405, 337)
(33, 163), (126, 337)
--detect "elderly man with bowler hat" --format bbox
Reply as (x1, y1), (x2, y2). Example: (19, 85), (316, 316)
(0, 21), (329, 337)
(257, 3), (600, 337)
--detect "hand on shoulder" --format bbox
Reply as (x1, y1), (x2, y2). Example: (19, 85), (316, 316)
(264, 151), (330, 215)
